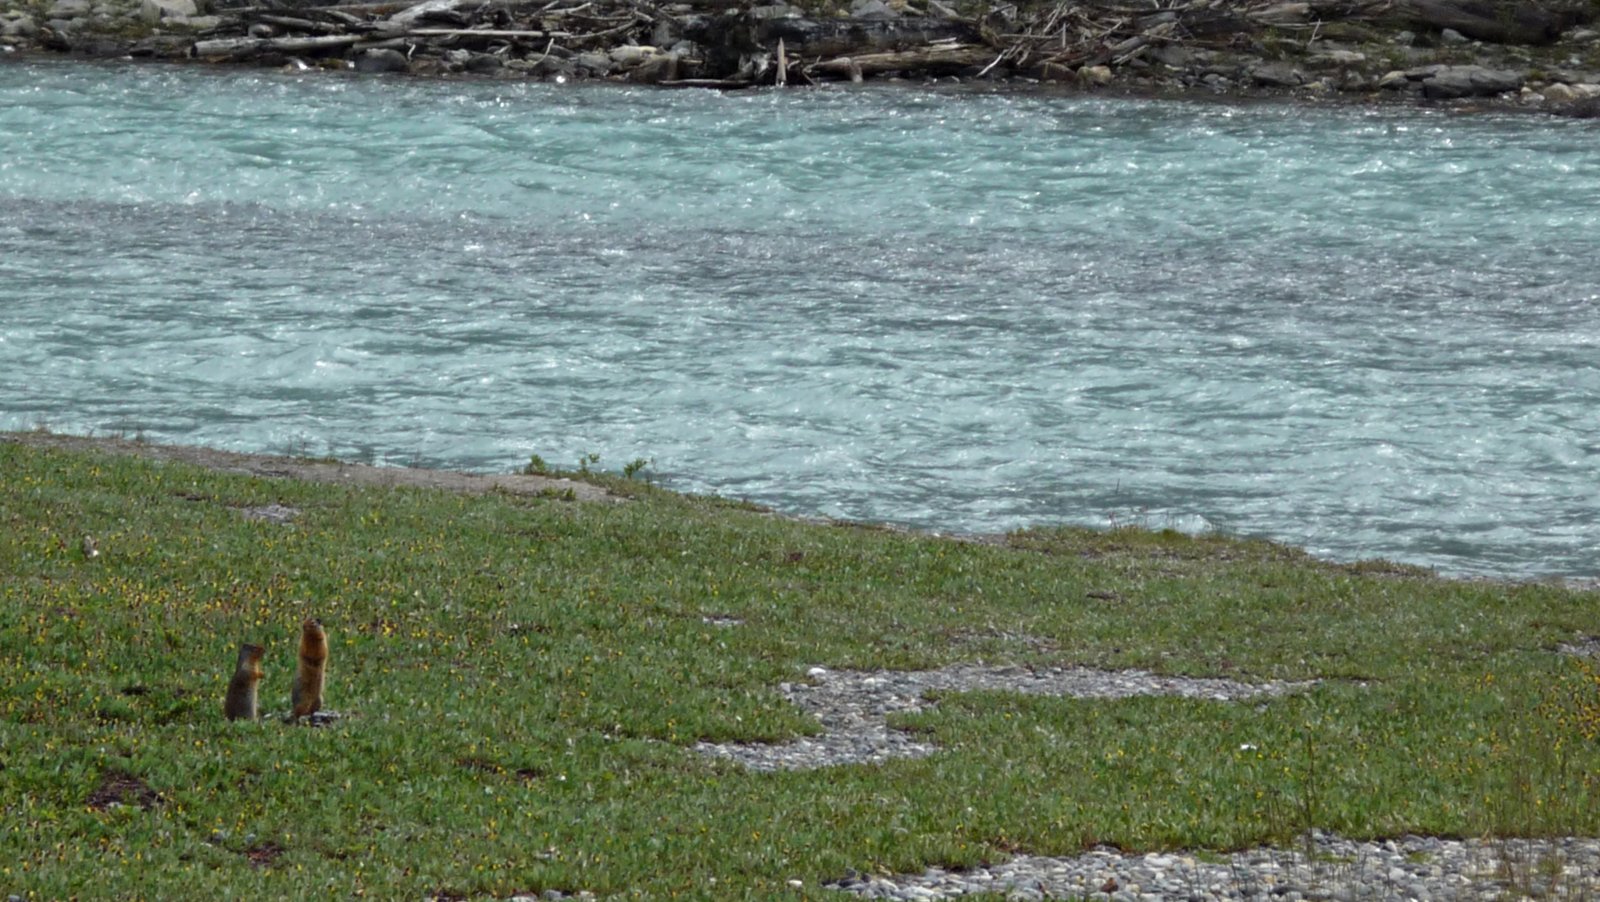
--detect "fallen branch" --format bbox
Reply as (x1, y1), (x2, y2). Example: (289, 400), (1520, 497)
(193, 34), (363, 55)
(404, 27), (570, 38)
(808, 44), (992, 77)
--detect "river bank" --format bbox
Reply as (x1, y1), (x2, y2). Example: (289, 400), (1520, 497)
(1, 432), (1597, 899)
(3, 0), (1600, 116)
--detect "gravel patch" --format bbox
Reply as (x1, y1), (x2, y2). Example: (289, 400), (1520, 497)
(826, 831), (1600, 900)
(1559, 637), (1600, 659)
(696, 663), (1312, 772)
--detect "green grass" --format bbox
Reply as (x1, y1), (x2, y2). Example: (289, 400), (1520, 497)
(1, 438), (1597, 899)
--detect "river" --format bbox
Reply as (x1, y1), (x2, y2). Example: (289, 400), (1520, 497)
(3, 60), (1597, 578)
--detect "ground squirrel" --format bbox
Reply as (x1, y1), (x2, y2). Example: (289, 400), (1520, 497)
(223, 643), (265, 721)
(289, 618), (327, 720)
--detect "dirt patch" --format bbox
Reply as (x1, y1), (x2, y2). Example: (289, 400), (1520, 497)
(3, 432), (620, 504)
(243, 840), (286, 868)
(87, 771), (160, 811)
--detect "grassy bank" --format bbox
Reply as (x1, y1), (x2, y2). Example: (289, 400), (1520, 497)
(1, 437), (1596, 899)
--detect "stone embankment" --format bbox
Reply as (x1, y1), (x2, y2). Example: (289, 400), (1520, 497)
(4, 0), (1600, 114)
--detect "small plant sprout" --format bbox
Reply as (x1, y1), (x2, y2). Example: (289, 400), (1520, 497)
(523, 454), (549, 476)
(622, 457), (651, 480)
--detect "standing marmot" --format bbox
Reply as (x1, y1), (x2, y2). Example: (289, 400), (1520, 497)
(289, 618), (327, 720)
(223, 643), (265, 721)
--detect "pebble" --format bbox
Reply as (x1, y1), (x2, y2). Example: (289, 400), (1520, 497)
(823, 833), (1600, 900)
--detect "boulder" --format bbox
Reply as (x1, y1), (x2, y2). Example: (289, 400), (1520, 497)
(1250, 61), (1304, 87)
(608, 44), (659, 65)
(129, 33), (190, 56)
(749, 4), (798, 19)
(1077, 64), (1112, 86)
(46, 0), (92, 19)
(2, 17), (39, 37)
(355, 48), (409, 73)
(1420, 64), (1523, 98)
(850, 0), (897, 19)
(140, 0), (197, 24)
(1376, 69), (1412, 89)
(463, 51), (504, 73)
(1149, 44), (1193, 68)
(529, 55), (576, 78)
(1542, 81), (1578, 102)
(626, 51), (679, 83)
(574, 51), (613, 75)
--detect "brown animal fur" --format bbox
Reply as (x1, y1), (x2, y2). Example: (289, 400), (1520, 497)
(289, 618), (327, 720)
(223, 643), (265, 721)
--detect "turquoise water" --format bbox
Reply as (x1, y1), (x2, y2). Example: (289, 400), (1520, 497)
(2, 61), (1597, 578)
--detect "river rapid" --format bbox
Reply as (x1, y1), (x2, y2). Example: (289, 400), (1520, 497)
(2, 61), (1597, 578)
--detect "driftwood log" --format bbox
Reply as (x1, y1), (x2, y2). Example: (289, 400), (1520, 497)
(808, 44), (994, 78)
(1395, 0), (1580, 44)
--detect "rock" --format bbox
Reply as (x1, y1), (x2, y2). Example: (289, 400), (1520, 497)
(129, 33), (189, 56)
(1077, 64), (1112, 86)
(1439, 27), (1468, 44)
(1402, 63), (1447, 79)
(46, 0), (92, 19)
(1420, 64), (1523, 98)
(1149, 44), (1192, 68)
(1, 17), (38, 37)
(1392, 30), (1415, 45)
(574, 51), (613, 75)
(355, 47), (409, 73)
(1307, 49), (1365, 68)
(140, 0), (197, 24)
(749, 4), (798, 20)
(850, 0), (897, 19)
(607, 44), (658, 65)
(1250, 61), (1304, 87)
(626, 50), (678, 83)
(1377, 69), (1411, 89)
(464, 52), (503, 73)
(1543, 81), (1578, 102)
(1575, 82), (1600, 98)
(246, 22), (273, 38)
(1566, 28), (1598, 43)
(537, 56), (576, 78)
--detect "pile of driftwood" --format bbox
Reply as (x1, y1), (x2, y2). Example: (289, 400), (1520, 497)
(186, 0), (1593, 86)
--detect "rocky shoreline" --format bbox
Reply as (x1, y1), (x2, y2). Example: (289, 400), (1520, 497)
(3, 0), (1600, 116)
